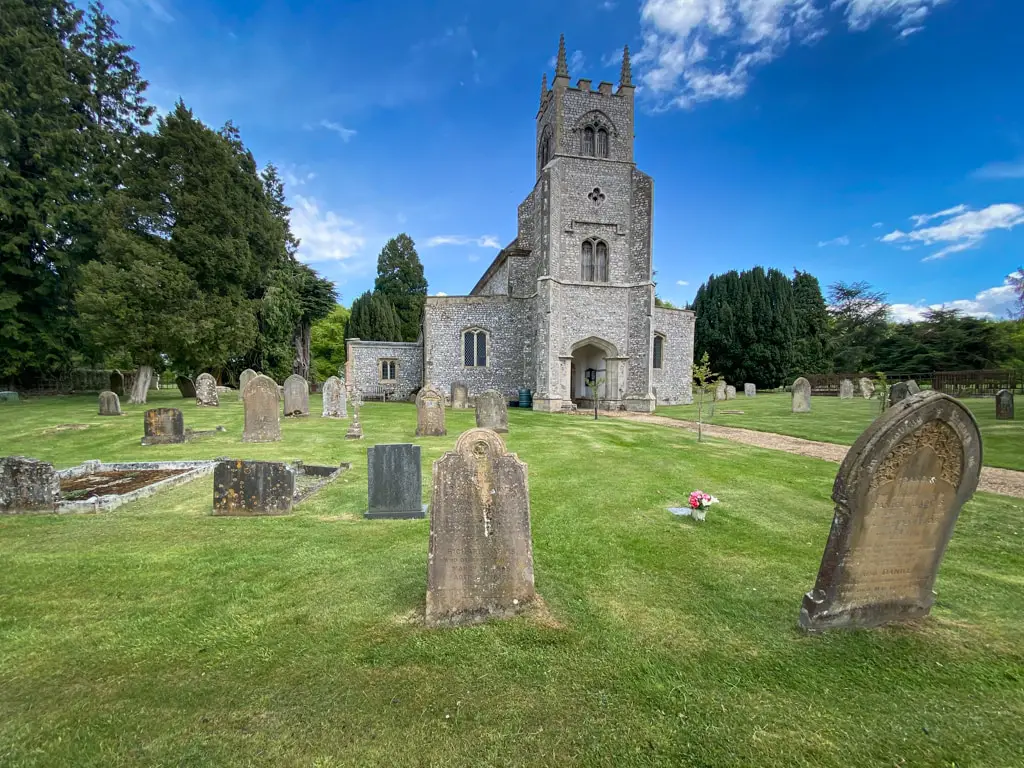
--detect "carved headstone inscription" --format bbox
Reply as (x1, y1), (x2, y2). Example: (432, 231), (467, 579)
(321, 375), (347, 418)
(839, 379), (854, 399)
(726, 385), (737, 400)
(283, 374), (309, 417)
(451, 382), (470, 409)
(0, 456), (61, 514)
(996, 389), (1014, 420)
(365, 444), (424, 519)
(238, 368), (257, 400)
(715, 380), (727, 402)
(141, 408), (185, 445)
(426, 429), (535, 626)
(242, 374), (281, 443)
(859, 377), (875, 399)
(475, 389), (509, 433)
(212, 459), (294, 516)
(792, 377), (811, 413)
(109, 370), (125, 397)
(195, 373), (219, 407)
(744, 383), (756, 397)
(416, 386), (447, 437)
(176, 375), (196, 398)
(98, 390), (122, 416)
(799, 391), (982, 632)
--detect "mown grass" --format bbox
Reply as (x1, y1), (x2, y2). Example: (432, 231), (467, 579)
(1, 392), (1022, 767)
(660, 392), (1024, 471)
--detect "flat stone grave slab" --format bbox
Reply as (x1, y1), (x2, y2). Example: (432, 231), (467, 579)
(56, 460), (215, 513)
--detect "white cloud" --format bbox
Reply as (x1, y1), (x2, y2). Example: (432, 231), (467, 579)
(872, 221), (884, 228)
(881, 203), (1024, 261)
(818, 235), (850, 247)
(279, 165), (316, 189)
(888, 272), (1023, 322)
(312, 120), (357, 142)
(433, 292), (449, 297)
(120, 0), (174, 22)
(676, 279), (689, 286)
(425, 235), (502, 248)
(636, 0), (947, 108)
(289, 195), (366, 265)
(973, 159), (1024, 180)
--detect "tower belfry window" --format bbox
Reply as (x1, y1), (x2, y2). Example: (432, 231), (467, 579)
(583, 127), (595, 156)
(581, 238), (609, 283)
(597, 129), (609, 158)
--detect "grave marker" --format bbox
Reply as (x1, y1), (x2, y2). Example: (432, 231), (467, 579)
(996, 388), (1014, 420)
(451, 382), (470, 409)
(365, 444), (425, 519)
(238, 368), (257, 400)
(744, 383), (756, 397)
(888, 380), (920, 407)
(109, 370), (125, 397)
(212, 459), (294, 516)
(0, 456), (60, 514)
(98, 390), (121, 416)
(195, 373), (219, 407)
(322, 375), (347, 418)
(859, 377), (875, 399)
(715, 380), (727, 402)
(726, 385), (737, 400)
(141, 408), (185, 445)
(242, 374), (281, 443)
(792, 377), (811, 413)
(176, 375), (196, 398)
(839, 379), (854, 399)
(475, 389), (509, 433)
(416, 386), (447, 437)
(283, 374), (309, 417)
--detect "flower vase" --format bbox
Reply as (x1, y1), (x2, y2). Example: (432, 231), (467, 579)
(692, 508), (706, 522)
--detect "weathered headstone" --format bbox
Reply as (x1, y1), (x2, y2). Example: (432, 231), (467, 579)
(715, 380), (727, 402)
(141, 408), (185, 445)
(425, 429), (535, 626)
(451, 381), (470, 409)
(98, 390), (122, 416)
(839, 379), (854, 400)
(195, 372), (219, 407)
(888, 381), (917, 407)
(322, 375), (347, 418)
(365, 444), (425, 519)
(283, 374), (309, 417)
(176, 375), (196, 398)
(800, 391), (982, 631)
(0, 391), (19, 403)
(475, 389), (509, 433)
(859, 377), (875, 399)
(996, 388), (1014, 420)
(150, 373), (160, 391)
(0, 456), (61, 514)
(238, 368), (257, 400)
(726, 385), (737, 400)
(109, 369), (125, 397)
(744, 383), (756, 397)
(792, 377), (811, 413)
(416, 386), (447, 437)
(212, 459), (294, 516)
(242, 374), (281, 443)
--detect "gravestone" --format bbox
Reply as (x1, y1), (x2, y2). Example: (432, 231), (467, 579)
(888, 380), (920, 408)
(141, 408), (185, 445)
(800, 391), (982, 631)
(321, 375), (347, 418)
(996, 389), (1014, 420)
(109, 369), (125, 397)
(283, 374), (309, 417)
(98, 390), (122, 416)
(345, 408), (363, 440)
(792, 377), (811, 413)
(425, 429), (535, 626)
(839, 379), (854, 399)
(726, 385), (737, 400)
(212, 459), (295, 516)
(195, 373), (219, 407)
(176, 375), (196, 398)
(242, 374), (281, 443)
(859, 377), (875, 399)
(0, 456), (61, 514)
(364, 444), (425, 519)
(451, 381), (470, 409)
(416, 386), (447, 437)
(744, 383), (756, 397)
(150, 373), (160, 391)
(0, 391), (19, 403)
(715, 380), (727, 402)
(475, 389), (509, 433)
(238, 368), (257, 400)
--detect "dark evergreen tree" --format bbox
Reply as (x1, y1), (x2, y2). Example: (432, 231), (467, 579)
(346, 291), (403, 342)
(790, 270), (831, 376)
(828, 281), (890, 373)
(374, 234), (427, 342)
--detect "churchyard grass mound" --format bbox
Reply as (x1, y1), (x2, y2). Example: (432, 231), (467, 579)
(0, 393), (1022, 766)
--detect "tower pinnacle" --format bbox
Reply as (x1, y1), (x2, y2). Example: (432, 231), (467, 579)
(555, 34), (569, 78)
(540, 72), (547, 107)
(620, 44), (632, 87)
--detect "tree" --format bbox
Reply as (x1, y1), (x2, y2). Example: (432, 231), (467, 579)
(291, 262), (336, 380)
(828, 281), (889, 373)
(311, 304), (350, 381)
(790, 270), (831, 376)
(691, 352), (720, 442)
(374, 234), (427, 342)
(1010, 268), (1024, 320)
(655, 296), (677, 309)
(346, 291), (402, 342)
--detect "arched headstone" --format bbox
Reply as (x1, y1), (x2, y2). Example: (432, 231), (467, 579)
(322, 375), (347, 418)
(725, 385), (737, 400)
(800, 391), (982, 631)
(416, 386), (446, 437)
(109, 370), (125, 397)
(242, 374), (281, 443)
(744, 383), (756, 397)
(283, 374), (309, 417)
(176, 375), (196, 398)
(839, 379), (854, 399)
(195, 373), (219, 407)
(715, 380), (727, 402)
(238, 368), (257, 400)
(859, 377), (875, 399)
(996, 388), (1014, 420)
(451, 382), (470, 409)
(98, 390), (121, 416)
(475, 389), (509, 433)
(792, 377), (811, 413)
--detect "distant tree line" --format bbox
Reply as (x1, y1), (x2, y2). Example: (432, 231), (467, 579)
(689, 269), (1024, 389)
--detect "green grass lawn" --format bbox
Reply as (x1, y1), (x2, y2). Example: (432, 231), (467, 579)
(660, 392), (1024, 471)
(1, 392), (1022, 767)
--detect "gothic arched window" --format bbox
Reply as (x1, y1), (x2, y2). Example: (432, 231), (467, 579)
(581, 238), (609, 282)
(582, 127), (595, 156)
(653, 335), (665, 370)
(539, 128), (552, 168)
(581, 240), (594, 281)
(463, 328), (488, 367)
(597, 128), (609, 158)
(595, 240), (608, 282)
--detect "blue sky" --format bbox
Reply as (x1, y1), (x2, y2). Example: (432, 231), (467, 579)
(104, 0), (1022, 320)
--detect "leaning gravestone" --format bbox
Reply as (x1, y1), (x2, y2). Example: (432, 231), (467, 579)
(283, 374), (309, 417)
(212, 459), (294, 516)
(195, 373), (219, 407)
(859, 377), (875, 399)
(0, 456), (61, 514)
(109, 370), (125, 397)
(744, 383), (756, 397)
(800, 391), (982, 631)
(451, 382), (470, 409)
(715, 380), (727, 402)
(238, 368), (257, 400)
(726, 385), (737, 400)
(141, 408), (185, 445)
(996, 388), (1014, 420)
(98, 390), (122, 416)
(792, 377), (811, 413)
(475, 389), (509, 433)
(888, 381), (920, 407)
(839, 379), (854, 399)
(321, 375), (347, 418)
(426, 428), (535, 626)
(242, 374), (281, 443)
(176, 375), (196, 398)
(416, 386), (447, 437)
(365, 444), (425, 519)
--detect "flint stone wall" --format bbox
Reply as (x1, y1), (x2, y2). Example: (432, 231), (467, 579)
(346, 340), (423, 401)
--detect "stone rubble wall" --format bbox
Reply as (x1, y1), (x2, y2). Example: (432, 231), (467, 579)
(346, 340), (423, 401)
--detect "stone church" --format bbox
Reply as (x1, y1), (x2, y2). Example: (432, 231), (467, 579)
(347, 37), (695, 411)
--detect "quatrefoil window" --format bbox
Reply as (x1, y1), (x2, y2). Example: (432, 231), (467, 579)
(588, 187), (605, 204)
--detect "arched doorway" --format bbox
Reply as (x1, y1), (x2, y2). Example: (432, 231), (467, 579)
(568, 337), (619, 408)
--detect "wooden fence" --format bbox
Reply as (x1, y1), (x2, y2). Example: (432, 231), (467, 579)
(801, 370), (1020, 396)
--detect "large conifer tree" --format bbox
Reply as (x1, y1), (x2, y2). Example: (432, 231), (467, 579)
(374, 234), (427, 342)
(790, 270), (831, 376)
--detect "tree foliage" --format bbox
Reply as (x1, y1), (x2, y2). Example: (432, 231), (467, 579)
(790, 270), (831, 376)
(827, 281), (890, 373)
(346, 291), (403, 342)
(374, 234), (427, 342)
(311, 304), (350, 381)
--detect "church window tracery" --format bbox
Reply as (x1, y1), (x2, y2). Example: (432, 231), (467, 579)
(581, 238), (609, 282)
(463, 328), (488, 367)
(582, 127), (595, 156)
(597, 128), (609, 158)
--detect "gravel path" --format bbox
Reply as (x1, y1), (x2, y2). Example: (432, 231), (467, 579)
(609, 412), (1024, 499)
